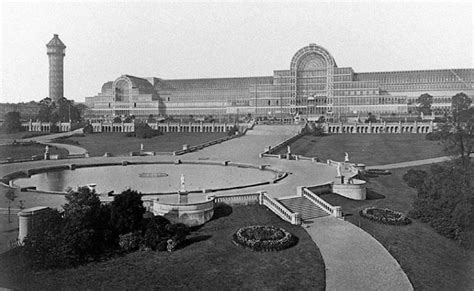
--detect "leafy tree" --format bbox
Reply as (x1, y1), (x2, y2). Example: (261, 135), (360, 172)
(417, 93), (433, 115)
(430, 93), (474, 162)
(130, 122), (161, 138)
(37, 97), (82, 123)
(123, 116), (133, 123)
(5, 189), (17, 223)
(113, 116), (122, 123)
(451, 92), (472, 122)
(62, 187), (114, 261)
(1, 111), (23, 133)
(110, 189), (145, 235)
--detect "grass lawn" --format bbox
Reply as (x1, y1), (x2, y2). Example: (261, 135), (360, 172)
(317, 166), (474, 290)
(0, 132), (50, 144)
(276, 134), (446, 166)
(53, 132), (228, 157)
(0, 144), (68, 160)
(0, 204), (325, 289)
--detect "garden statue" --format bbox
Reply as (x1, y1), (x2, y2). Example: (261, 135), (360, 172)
(287, 145), (291, 155)
(44, 145), (50, 160)
(140, 143), (144, 151)
(345, 152), (349, 162)
(180, 174), (186, 192)
(337, 162), (345, 184)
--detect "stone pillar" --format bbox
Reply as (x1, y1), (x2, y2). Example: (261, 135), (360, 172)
(333, 206), (342, 218)
(398, 121), (402, 133)
(18, 207), (50, 243)
(368, 122), (372, 133)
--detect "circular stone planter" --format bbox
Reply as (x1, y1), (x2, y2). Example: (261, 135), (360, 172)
(232, 225), (297, 251)
(360, 207), (411, 225)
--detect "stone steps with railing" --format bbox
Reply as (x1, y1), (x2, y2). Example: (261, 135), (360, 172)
(278, 197), (329, 220)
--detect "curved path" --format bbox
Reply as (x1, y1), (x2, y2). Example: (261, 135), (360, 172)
(22, 128), (88, 155)
(0, 125), (414, 289)
(367, 153), (474, 170)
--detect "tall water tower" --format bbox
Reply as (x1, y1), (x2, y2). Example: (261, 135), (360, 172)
(46, 34), (66, 101)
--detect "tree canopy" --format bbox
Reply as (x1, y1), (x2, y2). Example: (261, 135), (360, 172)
(417, 93), (433, 115)
(37, 97), (82, 123)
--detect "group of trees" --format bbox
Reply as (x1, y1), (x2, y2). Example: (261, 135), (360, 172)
(37, 97), (85, 123)
(22, 187), (188, 269)
(404, 161), (473, 247)
(405, 92), (473, 248)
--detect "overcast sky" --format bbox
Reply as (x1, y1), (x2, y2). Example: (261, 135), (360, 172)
(1, 1), (473, 103)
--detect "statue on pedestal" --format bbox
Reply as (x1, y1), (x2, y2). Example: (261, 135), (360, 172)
(337, 162), (342, 177)
(140, 143), (144, 151)
(180, 174), (186, 193)
(44, 145), (50, 160)
(344, 152), (349, 163)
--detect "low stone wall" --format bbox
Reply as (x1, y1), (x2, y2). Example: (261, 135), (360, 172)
(332, 179), (367, 200)
(153, 199), (214, 227)
(207, 192), (261, 206)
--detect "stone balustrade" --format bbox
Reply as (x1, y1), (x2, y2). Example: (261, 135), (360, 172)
(301, 187), (342, 218)
(324, 121), (433, 134)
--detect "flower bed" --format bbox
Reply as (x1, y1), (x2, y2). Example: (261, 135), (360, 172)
(232, 225), (297, 251)
(360, 207), (411, 225)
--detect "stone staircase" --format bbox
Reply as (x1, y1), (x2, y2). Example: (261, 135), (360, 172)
(246, 125), (302, 136)
(279, 197), (329, 220)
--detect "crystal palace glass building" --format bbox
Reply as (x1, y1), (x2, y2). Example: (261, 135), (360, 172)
(85, 43), (473, 120)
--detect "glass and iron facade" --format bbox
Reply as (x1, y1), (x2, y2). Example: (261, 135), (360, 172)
(85, 44), (473, 120)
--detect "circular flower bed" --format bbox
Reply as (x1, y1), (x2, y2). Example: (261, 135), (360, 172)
(232, 225), (297, 251)
(360, 207), (411, 225)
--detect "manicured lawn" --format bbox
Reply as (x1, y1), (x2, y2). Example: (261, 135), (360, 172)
(0, 204), (325, 289)
(318, 166), (473, 290)
(53, 132), (228, 157)
(0, 144), (68, 160)
(0, 132), (50, 144)
(276, 134), (445, 166)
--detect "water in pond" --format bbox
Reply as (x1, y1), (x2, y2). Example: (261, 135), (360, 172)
(14, 164), (275, 194)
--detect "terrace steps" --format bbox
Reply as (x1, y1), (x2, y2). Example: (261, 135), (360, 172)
(246, 125), (301, 136)
(278, 197), (329, 220)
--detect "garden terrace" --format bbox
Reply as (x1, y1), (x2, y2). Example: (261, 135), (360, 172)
(274, 134), (445, 166)
(52, 132), (228, 157)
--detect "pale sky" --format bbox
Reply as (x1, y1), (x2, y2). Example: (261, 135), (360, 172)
(1, 1), (473, 103)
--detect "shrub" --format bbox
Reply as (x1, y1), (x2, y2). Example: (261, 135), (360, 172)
(227, 125), (239, 136)
(403, 169), (427, 189)
(232, 225), (297, 252)
(83, 123), (93, 134)
(142, 217), (188, 251)
(119, 232), (142, 252)
(360, 207), (411, 225)
(130, 122), (161, 139)
(142, 216), (172, 251)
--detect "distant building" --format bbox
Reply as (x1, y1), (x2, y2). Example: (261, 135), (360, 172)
(85, 43), (473, 120)
(47, 34), (66, 102)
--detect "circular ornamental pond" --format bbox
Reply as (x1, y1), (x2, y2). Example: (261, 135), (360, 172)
(13, 163), (280, 195)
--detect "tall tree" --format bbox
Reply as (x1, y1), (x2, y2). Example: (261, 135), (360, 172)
(434, 93), (474, 162)
(417, 93), (433, 115)
(451, 92), (472, 122)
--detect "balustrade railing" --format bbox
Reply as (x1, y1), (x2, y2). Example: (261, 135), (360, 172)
(302, 188), (342, 218)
